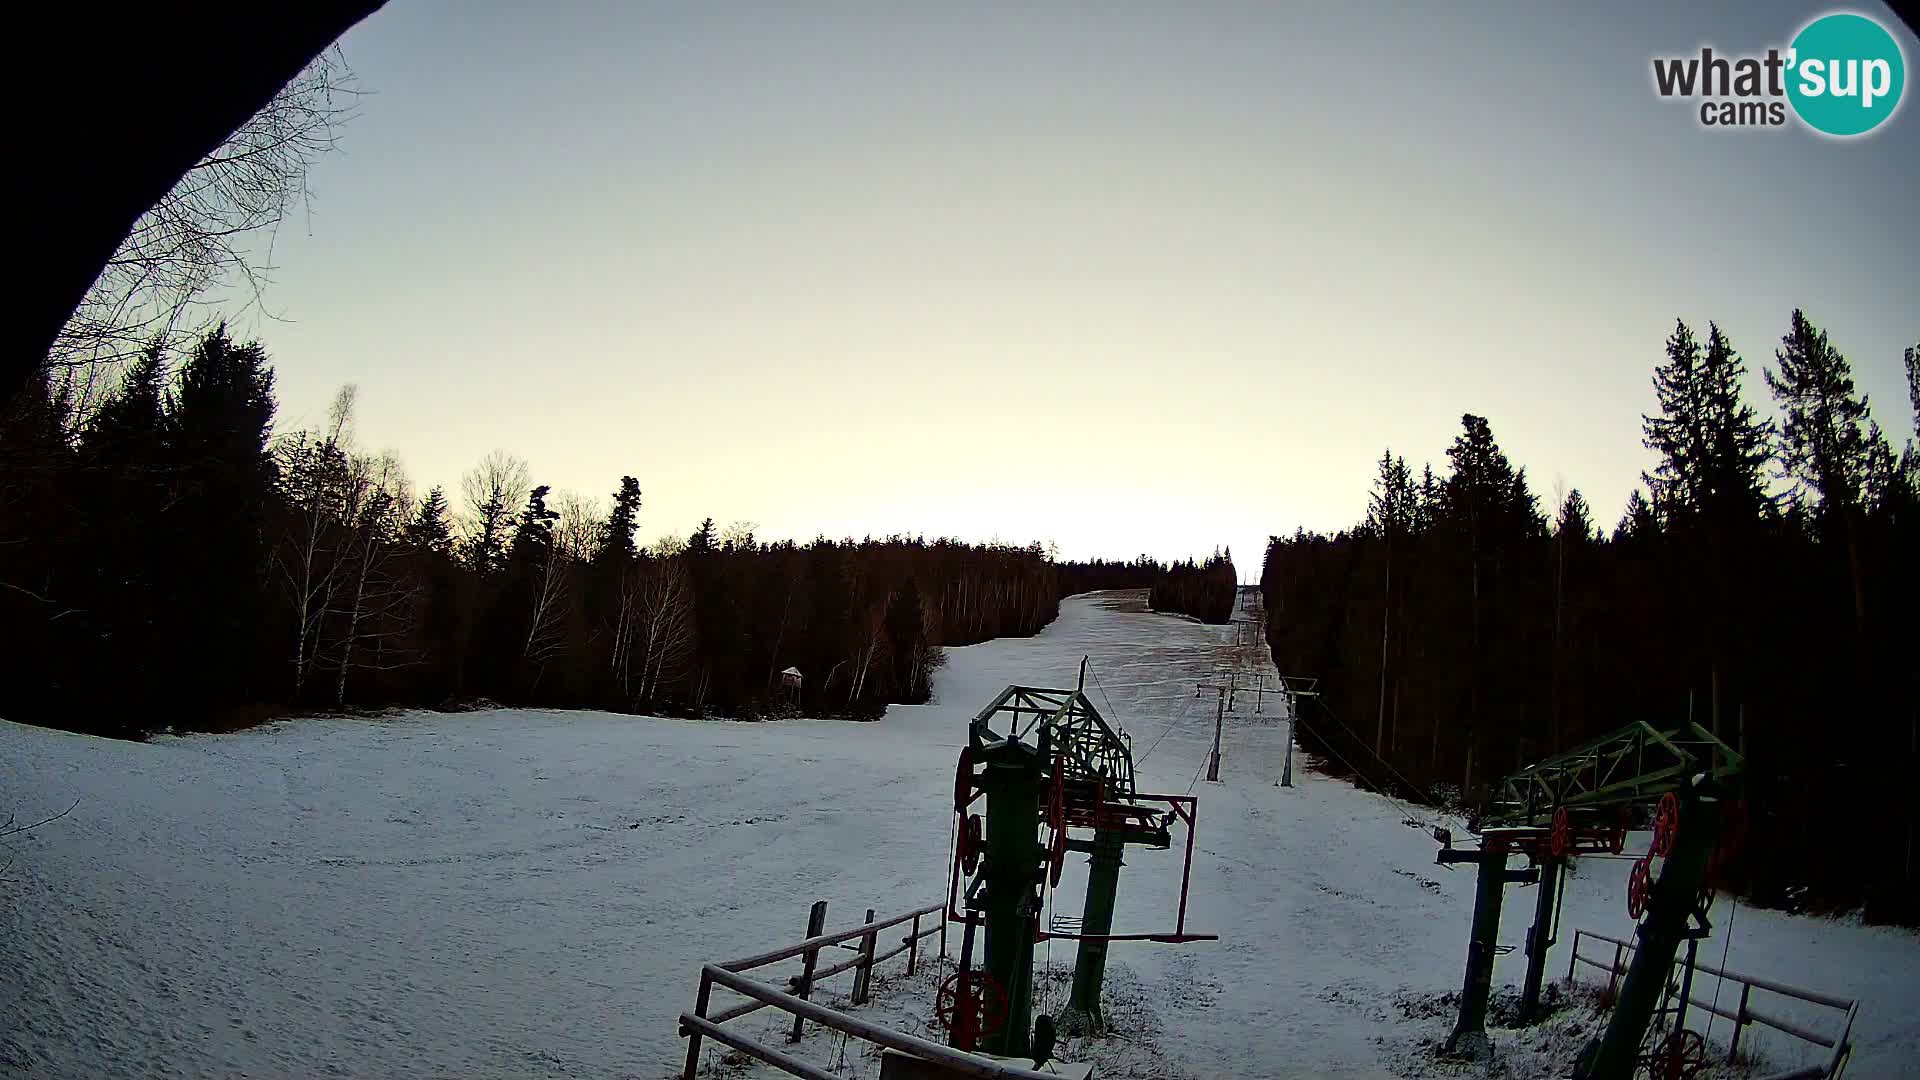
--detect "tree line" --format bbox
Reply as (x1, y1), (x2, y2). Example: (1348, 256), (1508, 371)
(1261, 312), (1918, 923)
(0, 328), (1070, 735)
(1055, 555), (1166, 598)
(1148, 552), (1239, 624)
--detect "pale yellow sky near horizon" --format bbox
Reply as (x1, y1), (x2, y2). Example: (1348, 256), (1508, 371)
(229, 3), (1917, 579)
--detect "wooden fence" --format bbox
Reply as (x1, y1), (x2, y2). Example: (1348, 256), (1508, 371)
(1567, 928), (1858, 1079)
(679, 899), (1057, 1080)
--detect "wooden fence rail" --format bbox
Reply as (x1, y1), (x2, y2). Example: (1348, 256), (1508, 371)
(1567, 928), (1858, 1079)
(682, 899), (946, 1080)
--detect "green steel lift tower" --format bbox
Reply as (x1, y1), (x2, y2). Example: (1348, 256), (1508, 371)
(1435, 720), (1745, 1079)
(942, 677), (1212, 1058)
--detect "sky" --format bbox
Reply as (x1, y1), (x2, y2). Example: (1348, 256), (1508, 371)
(238, 2), (1920, 579)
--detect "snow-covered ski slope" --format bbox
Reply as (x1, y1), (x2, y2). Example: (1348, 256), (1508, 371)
(2, 591), (1915, 1078)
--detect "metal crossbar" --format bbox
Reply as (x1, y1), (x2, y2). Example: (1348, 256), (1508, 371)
(972, 684), (1136, 798)
(1484, 721), (1744, 828)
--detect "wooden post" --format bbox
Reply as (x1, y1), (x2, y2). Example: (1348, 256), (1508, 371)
(1727, 983), (1753, 1063)
(851, 907), (878, 1006)
(906, 912), (921, 976)
(939, 910), (947, 961)
(1567, 929), (1580, 983)
(682, 968), (713, 1080)
(1606, 941), (1624, 1004)
(788, 900), (828, 1042)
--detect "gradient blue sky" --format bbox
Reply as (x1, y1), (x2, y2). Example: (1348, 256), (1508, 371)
(243, 2), (1919, 578)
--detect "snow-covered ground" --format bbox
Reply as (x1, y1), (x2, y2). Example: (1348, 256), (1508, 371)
(3, 591), (1916, 1078)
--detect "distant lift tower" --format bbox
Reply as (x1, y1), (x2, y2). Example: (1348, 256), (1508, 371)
(1195, 668), (1292, 783)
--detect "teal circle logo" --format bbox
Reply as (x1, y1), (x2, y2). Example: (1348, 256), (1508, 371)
(1787, 12), (1906, 136)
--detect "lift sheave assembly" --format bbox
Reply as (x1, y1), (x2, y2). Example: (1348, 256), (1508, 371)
(940, 681), (1216, 1060)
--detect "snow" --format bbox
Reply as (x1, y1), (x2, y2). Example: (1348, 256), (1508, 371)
(3, 590), (1917, 1079)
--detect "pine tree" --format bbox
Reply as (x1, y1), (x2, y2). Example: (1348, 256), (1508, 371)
(1438, 414), (1541, 795)
(405, 486), (456, 557)
(85, 345), (168, 464)
(510, 485), (559, 563)
(1614, 489), (1656, 543)
(598, 476), (642, 563)
(1640, 320), (1772, 738)
(1767, 310), (1875, 517)
(1550, 488), (1596, 750)
(1366, 450), (1414, 755)
(1766, 310), (1876, 637)
(161, 326), (278, 712)
(1642, 318), (1707, 514)
(687, 517), (717, 554)
(1697, 324), (1775, 521)
(1555, 489), (1596, 542)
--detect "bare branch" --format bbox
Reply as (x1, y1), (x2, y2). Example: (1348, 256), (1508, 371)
(0, 798), (81, 838)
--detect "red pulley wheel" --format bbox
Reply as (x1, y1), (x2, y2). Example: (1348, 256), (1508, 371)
(959, 814), (983, 876)
(936, 970), (1008, 1048)
(1550, 806), (1571, 858)
(1627, 855), (1652, 920)
(953, 746), (975, 815)
(1643, 1028), (1708, 1080)
(1652, 792), (1680, 858)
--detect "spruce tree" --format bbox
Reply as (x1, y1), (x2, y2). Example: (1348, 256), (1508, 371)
(687, 517), (717, 554)
(510, 485), (559, 563)
(1614, 489), (1656, 543)
(161, 326), (278, 712)
(1766, 310), (1878, 639)
(406, 486), (456, 557)
(1642, 318), (1707, 514)
(85, 345), (168, 464)
(1766, 310), (1875, 517)
(598, 476), (642, 563)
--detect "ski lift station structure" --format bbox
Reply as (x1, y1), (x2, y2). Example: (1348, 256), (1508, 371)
(1434, 719), (1749, 1080)
(942, 670), (1217, 1059)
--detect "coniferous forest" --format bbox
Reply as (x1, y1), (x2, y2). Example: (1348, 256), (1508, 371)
(1261, 313), (1919, 922)
(0, 329), (1081, 733)
(1053, 555), (1166, 599)
(5, 311), (1914, 923)
(0, 328), (1244, 738)
(1149, 552), (1239, 624)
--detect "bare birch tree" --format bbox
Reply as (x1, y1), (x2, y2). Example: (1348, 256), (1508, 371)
(330, 450), (416, 705)
(633, 555), (696, 709)
(518, 491), (594, 681)
(847, 596), (890, 704)
(50, 50), (360, 416)
(459, 450), (530, 575)
(272, 385), (356, 700)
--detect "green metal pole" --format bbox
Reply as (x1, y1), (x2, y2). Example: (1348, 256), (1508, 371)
(978, 740), (1042, 1059)
(1063, 820), (1126, 1032)
(1577, 786), (1723, 1080)
(1444, 847), (1511, 1060)
(1519, 857), (1562, 1025)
